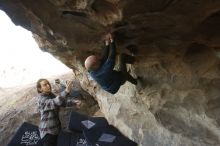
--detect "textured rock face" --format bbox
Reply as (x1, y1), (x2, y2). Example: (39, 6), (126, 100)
(87, 46), (220, 145)
(1, 0), (220, 145)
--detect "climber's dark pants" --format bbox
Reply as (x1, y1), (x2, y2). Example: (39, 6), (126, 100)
(119, 53), (137, 85)
(42, 134), (58, 146)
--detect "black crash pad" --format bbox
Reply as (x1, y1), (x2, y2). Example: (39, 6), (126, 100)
(57, 131), (72, 146)
(69, 112), (109, 132)
(84, 125), (137, 146)
(7, 122), (42, 146)
(57, 131), (92, 146)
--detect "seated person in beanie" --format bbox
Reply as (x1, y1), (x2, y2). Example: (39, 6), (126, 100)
(84, 33), (137, 94)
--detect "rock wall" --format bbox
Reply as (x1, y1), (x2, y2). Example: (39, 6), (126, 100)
(1, 0), (220, 145)
(80, 45), (220, 145)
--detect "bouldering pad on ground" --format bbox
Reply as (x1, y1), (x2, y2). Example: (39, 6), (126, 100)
(69, 111), (109, 132)
(84, 125), (137, 146)
(7, 122), (42, 146)
(58, 130), (92, 146)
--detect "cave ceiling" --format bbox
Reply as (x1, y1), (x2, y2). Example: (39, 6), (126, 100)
(0, 0), (220, 69)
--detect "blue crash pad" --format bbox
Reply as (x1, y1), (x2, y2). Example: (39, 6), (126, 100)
(84, 125), (137, 146)
(68, 112), (109, 132)
(7, 122), (42, 146)
(58, 130), (92, 146)
(57, 131), (72, 146)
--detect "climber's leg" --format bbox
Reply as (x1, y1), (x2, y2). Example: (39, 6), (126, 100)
(126, 44), (138, 55)
(119, 53), (137, 85)
(42, 134), (58, 146)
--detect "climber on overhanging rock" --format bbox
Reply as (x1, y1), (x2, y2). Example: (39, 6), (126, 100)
(84, 33), (141, 94)
(36, 79), (81, 146)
